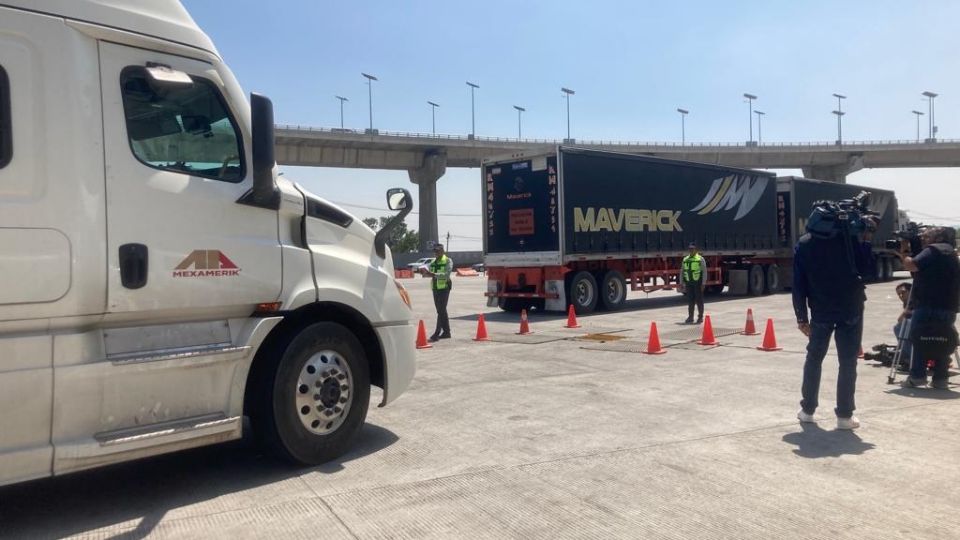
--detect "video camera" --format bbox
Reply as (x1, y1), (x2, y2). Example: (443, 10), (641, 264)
(885, 221), (926, 256)
(806, 190), (880, 238)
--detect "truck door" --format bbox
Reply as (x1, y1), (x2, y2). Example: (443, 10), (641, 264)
(98, 42), (281, 318)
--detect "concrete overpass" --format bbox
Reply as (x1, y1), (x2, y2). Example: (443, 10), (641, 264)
(274, 125), (960, 250)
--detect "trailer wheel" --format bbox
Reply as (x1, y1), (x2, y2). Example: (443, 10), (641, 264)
(874, 258), (885, 282)
(260, 322), (370, 466)
(498, 298), (524, 313)
(567, 271), (598, 314)
(765, 264), (782, 293)
(748, 265), (765, 296)
(598, 270), (627, 311)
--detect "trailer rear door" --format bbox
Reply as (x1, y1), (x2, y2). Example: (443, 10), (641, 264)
(483, 154), (561, 265)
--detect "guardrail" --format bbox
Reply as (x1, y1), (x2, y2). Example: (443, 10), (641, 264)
(275, 123), (960, 149)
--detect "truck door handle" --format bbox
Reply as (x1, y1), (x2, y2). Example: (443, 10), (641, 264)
(119, 243), (148, 289)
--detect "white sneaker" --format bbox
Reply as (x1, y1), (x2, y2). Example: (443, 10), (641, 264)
(837, 416), (860, 430)
(797, 409), (815, 423)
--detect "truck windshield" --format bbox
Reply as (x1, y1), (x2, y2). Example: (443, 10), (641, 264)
(119, 66), (244, 182)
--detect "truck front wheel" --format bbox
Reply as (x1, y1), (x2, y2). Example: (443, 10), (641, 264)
(567, 271), (598, 314)
(263, 322), (370, 465)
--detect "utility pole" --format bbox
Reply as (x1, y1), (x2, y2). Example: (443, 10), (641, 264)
(427, 101), (439, 135)
(561, 87), (575, 142)
(446, 231), (451, 253)
(832, 93), (846, 145)
(513, 105), (525, 139)
(754, 110), (765, 145)
(677, 108), (689, 145)
(912, 110), (924, 142)
(361, 72), (378, 133)
(743, 93), (757, 145)
(466, 81), (479, 139)
(335, 95), (348, 129)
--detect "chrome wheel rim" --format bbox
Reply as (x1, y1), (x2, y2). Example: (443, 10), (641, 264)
(295, 350), (353, 435)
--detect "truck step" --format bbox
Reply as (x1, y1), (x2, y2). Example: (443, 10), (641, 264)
(108, 343), (250, 365)
(95, 413), (238, 447)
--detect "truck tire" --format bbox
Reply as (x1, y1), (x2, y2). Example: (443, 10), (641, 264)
(261, 322), (370, 466)
(875, 258), (884, 282)
(567, 271), (599, 314)
(598, 270), (627, 311)
(748, 265), (765, 296)
(765, 264), (782, 293)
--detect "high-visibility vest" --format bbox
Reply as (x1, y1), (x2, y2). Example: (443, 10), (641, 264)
(682, 254), (704, 283)
(430, 255), (452, 290)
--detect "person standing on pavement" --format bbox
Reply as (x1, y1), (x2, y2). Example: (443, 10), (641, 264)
(681, 242), (705, 324)
(792, 210), (875, 430)
(421, 244), (453, 342)
(897, 227), (959, 389)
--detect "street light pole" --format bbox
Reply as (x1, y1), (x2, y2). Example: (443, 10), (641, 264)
(361, 72), (377, 133)
(335, 95), (348, 129)
(466, 81), (479, 138)
(922, 91), (938, 141)
(513, 105), (525, 139)
(912, 110), (924, 142)
(754, 110), (765, 145)
(743, 93), (757, 145)
(832, 93), (846, 145)
(561, 87), (575, 142)
(427, 101), (439, 136)
(677, 108), (688, 145)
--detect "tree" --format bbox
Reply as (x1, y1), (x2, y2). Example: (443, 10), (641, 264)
(363, 216), (420, 254)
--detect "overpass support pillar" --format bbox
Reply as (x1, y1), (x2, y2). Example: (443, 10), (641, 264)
(408, 151), (447, 252)
(801, 154), (864, 183)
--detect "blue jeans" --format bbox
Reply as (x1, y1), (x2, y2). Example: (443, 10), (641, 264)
(908, 308), (957, 383)
(801, 314), (863, 418)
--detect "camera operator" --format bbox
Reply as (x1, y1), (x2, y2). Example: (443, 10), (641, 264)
(897, 226), (959, 389)
(793, 204), (876, 430)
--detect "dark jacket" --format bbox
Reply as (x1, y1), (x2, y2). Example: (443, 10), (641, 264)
(792, 232), (873, 323)
(910, 243), (960, 313)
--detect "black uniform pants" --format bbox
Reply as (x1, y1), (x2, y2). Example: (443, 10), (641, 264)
(432, 287), (451, 337)
(685, 280), (704, 320)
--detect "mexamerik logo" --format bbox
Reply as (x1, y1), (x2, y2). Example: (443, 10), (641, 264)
(173, 250), (241, 278)
(691, 174), (768, 221)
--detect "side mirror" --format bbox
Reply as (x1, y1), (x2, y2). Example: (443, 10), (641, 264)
(375, 188), (414, 259)
(387, 188), (409, 211)
(238, 92), (279, 209)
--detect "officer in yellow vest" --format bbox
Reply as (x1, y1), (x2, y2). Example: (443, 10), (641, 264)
(681, 242), (706, 324)
(421, 243), (453, 341)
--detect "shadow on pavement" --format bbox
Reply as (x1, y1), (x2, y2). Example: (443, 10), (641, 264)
(885, 387), (960, 400)
(781, 423), (876, 458)
(0, 423), (398, 540)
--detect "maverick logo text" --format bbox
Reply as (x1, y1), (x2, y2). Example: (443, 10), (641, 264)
(574, 207), (683, 233)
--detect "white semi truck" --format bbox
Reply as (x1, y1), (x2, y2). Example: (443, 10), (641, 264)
(0, 0), (417, 486)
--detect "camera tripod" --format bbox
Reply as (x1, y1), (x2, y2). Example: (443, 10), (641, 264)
(886, 284), (960, 384)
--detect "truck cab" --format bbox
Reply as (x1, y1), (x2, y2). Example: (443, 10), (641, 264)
(0, 0), (416, 486)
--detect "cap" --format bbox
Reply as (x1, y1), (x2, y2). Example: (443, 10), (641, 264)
(433, 243), (444, 251)
(688, 242), (697, 248)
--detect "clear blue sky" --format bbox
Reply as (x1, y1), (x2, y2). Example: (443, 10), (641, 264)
(184, 0), (960, 250)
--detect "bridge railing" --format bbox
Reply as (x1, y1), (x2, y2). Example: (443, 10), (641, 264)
(274, 123), (959, 148)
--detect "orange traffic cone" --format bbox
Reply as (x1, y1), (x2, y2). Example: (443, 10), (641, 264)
(564, 304), (581, 328)
(698, 315), (719, 345)
(415, 320), (432, 349)
(516, 309), (533, 335)
(473, 314), (490, 342)
(741, 308), (760, 336)
(643, 322), (667, 355)
(756, 318), (783, 351)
